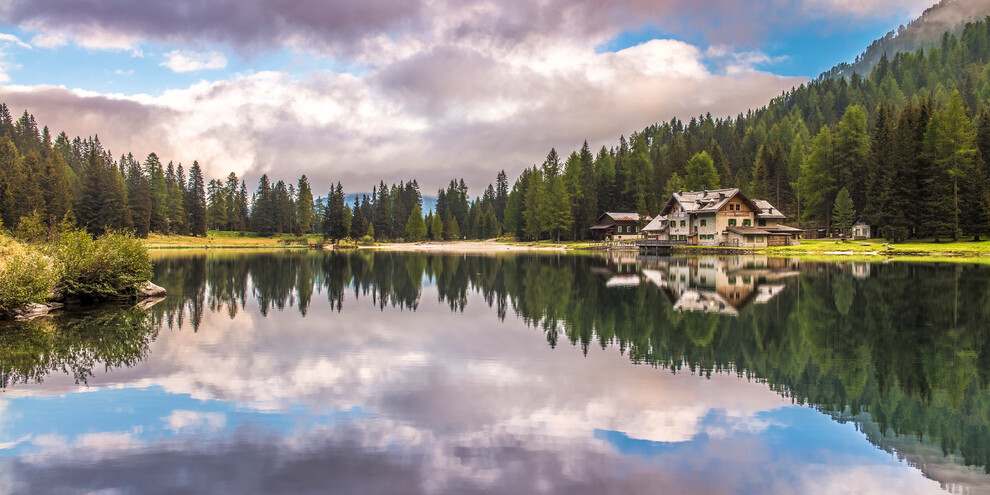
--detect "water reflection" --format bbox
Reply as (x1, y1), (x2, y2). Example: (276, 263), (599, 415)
(0, 250), (987, 494)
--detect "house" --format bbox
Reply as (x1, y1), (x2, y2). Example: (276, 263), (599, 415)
(852, 220), (872, 240)
(589, 212), (650, 241)
(641, 215), (668, 240)
(658, 188), (802, 248)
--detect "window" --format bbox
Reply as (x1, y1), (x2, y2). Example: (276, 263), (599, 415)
(728, 276), (736, 284)
(745, 235), (754, 242)
(755, 235), (764, 243)
(758, 219), (766, 227)
(728, 219), (736, 227)
(743, 219), (751, 227)
(680, 220), (686, 227)
(700, 219), (707, 227)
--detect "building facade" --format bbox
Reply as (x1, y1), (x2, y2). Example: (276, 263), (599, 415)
(658, 189), (801, 247)
(588, 212), (650, 241)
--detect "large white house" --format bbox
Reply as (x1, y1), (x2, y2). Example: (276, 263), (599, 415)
(654, 188), (802, 247)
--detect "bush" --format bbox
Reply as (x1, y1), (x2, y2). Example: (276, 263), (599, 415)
(0, 237), (59, 313)
(50, 229), (153, 299)
(358, 235), (375, 246)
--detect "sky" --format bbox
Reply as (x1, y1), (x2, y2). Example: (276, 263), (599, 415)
(0, 0), (938, 195)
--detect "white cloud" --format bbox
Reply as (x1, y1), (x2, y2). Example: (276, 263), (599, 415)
(160, 50), (228, 73)
(114, 69), (134, 76)
(0, 33), (30, 49)
(799, 0), (934, 18)
(163, 410), (227, 433)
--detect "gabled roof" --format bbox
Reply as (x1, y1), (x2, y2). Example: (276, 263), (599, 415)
(659, 188), (760, 216)
(753, 200), (786, 219)
(593, 212), (648, 224)
(642, 215), (668, 232)
(658, 189), (787, 221)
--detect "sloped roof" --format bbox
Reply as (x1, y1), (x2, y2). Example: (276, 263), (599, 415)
(604, 212), (645, 222)
(660, 188), (758, 216)
(753, 200), (786, 219)
(642, 215), (668, 232)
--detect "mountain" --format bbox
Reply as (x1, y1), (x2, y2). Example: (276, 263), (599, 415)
(824, 0), (990, 80)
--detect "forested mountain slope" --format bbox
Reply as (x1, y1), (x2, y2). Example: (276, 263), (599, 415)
(825, 0), (990, 80)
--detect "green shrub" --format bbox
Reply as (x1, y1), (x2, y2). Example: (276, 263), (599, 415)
(51, 229), (153, 299)
(358, 235), (375, 246)
(0, 237), (59, 313)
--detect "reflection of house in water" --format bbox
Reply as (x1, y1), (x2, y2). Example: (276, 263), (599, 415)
(591, 253), (644, 287)
(596, 255), (800, 316)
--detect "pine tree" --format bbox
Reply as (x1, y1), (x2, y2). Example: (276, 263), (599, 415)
(685, 151), (720, 191)
(146, 153), (168, 234)
(206, 179), (227, 231)
(832, 187), (856, 236)
(296, 175), (314, 234)
(834, 105), (870, 212)
(429, 210), (443, 240)
(538, 148), (573, 242)
(126, 162), (152, 237)
(350, 196), (367, 238)
(186, 161), (207, 236)
(252, 174), (275, 236)
(799, 126), (836, 228)
(495, 170), (509, 225)
(405, 204), (427, 241)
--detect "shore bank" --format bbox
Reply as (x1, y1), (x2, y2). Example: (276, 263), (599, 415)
(363, 240), (567, 253)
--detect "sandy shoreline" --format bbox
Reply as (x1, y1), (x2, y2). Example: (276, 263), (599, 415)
(357, 240), (567, 253)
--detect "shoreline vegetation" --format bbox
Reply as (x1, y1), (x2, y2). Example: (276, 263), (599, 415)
(0, 215), (162, 320)
(141, 230), (990, 260)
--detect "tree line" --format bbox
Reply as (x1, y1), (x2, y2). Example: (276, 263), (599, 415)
(6, 18), (990, 241)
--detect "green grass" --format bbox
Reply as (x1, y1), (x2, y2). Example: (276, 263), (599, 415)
(763, 238), (990, 256)
(143, 231), (323, 249)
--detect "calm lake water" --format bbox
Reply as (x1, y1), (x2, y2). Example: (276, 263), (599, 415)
(1, 250), (989, 494)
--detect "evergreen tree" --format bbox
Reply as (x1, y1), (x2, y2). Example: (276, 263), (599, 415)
(495, 170), (509, 225)
(126, 162), (152, 237)
(429, 210), (443, 240)
(186, 161), (207, 236)
(146, 153), (168, 234)
(296, 175), (314, 235)
(834, 105), (870, 212)
(799, 126), (836, 228)
(832, 187), (856, 236)
(538, 148), (573, 242)
(206, 179), (227, 231)
(252, 174), (275, 236)
(405, 204), (427, 241)
(685, 151), (720, 191)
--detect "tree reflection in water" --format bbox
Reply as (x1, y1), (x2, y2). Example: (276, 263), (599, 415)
(4, 249), (990, 474)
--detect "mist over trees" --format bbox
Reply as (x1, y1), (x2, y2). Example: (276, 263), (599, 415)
(5, 18), (990, 241)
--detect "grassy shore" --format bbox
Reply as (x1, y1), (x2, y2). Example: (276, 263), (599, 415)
(761, 238), (990, 257)
(143, 231), (322, 249)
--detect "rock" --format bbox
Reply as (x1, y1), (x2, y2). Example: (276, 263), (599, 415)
(135, 295), (166, 310)
(12, 303), (53, 321)
(138, 282), (167, 298)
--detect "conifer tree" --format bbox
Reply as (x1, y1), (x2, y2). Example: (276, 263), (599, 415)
(187, 161), (207, 236)
(126, 162), (152, 237)
(832, 187), (856, 236)
(685, 151), (721, 191)
(296, 175), (314, 234)
(405, 204), (427, 241)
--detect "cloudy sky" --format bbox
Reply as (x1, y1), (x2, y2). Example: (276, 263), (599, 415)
(0, 0), (935, 194)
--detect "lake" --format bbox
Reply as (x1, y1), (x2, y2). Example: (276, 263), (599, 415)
(0, 250), (989, 494)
